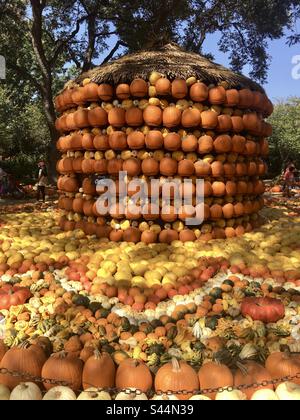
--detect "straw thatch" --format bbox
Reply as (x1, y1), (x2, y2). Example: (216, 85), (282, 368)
(68, 43), (264, 93)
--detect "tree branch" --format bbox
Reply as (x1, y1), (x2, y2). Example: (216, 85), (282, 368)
(51, 14), (89, 64)
(101, 40), (128, 65)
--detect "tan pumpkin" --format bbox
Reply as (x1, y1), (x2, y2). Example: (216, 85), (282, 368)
(198, 362), (234, 399)
(116, 359), (152, 393)
(82, 350), (115, 390)
(234, 361), (273, 399)
(155, 358), (199, 400)
(265, 352), (300, 385)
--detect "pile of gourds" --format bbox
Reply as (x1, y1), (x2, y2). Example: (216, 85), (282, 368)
(55, 73), (272, 243)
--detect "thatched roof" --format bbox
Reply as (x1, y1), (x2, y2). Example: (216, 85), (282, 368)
(70, 43), (264, 93)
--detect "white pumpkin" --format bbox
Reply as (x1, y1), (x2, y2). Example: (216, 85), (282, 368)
(189, 395), (211, 400)
(275, 382), (300, 400)
(215, 390), (247, 400)
(151, 394), (179, 400)
(43, 386), (77, 400)
(251, 389), (278, 400)
(115, 388), (148, 400)
(0, 384), (11, 400)
(77, 388), (111, 400)
(10, 382), (42, 400)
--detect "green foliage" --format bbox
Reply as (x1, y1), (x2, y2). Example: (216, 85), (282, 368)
(268, 97), (300, 175)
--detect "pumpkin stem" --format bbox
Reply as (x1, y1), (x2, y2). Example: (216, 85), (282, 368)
(93, 348), (101, 359)
(171, 357), (181, 372)
(236, 361), (248, 376)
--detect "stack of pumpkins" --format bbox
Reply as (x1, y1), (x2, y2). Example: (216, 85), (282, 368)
(55, 67), (272, 243)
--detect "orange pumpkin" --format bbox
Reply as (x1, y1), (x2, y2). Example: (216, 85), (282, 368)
(70, 133), (83, 150)
(127, 131), (145, 149)
(108, 108), (126, 127)
(160, 157), (178, 176)
(234, 361), (273, 399)
(98, 84), (113, 101)
(143, 105), (163, 127)
(155, 78), (171, 96)
(82, 133), (94, 150)
(189, 82), (208, 102)
(93, 134), (109, 150)
(74, 108), (89, 128)
(82, 350), (115, 390)
(198, 135), (214, 154)
(164, 132), (181, 151)
(181, 134), (198, 152)
(109, 131), (127, 150)
(238, 89), (254, 109)
(88, 107), (108, 127)
(123, 158), (141, 176)
(116, 359), (153, 392)
(142, 157), (159, 176)
(159, 229), (179, 244)
(125, 107), (144, 126)
(171, 79), (188, 98)
(155, 358), (199, 400)
(145, 130), (164, 149)
(231, 115), (244, 132)
(83, 82), (99, 102)
(116, 83), (130, 99)
(208, 86), (226, 104)
(200, 110), (218, 129)
(225, 89), (240, 106)
(42, 352), (83, 391)
(198, 362), (234, 399)
(265, 352), (300, 385)
(130, 78), (148, 97)
(217, 114), (232, 132)
(213, 135), (232, 153)
(177, 159), (195, 176)
(163, 107), (182, 127)
(194, 161), (211, 177)
(181, 108), (201, 128)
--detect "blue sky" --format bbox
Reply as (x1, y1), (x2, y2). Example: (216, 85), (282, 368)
(94, 27), (300, 104)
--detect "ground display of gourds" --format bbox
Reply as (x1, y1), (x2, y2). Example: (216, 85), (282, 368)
(0, 195), (299, 400)
(1, 46), (300, 400)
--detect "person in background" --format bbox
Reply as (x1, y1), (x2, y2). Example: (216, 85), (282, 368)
(37, 161), (48, 202)
(283, 165), (296, 197)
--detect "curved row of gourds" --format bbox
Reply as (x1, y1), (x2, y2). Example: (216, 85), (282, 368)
(55, 74), (272, 242)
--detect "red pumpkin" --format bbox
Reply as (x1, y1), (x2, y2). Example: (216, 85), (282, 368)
(0, 285), (32, 310)
(241, 297), (285, 323)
